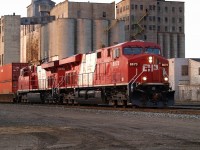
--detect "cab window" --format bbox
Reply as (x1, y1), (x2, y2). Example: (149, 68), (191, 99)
(123, 47), (142, 55)
(145, 48), (160, 55)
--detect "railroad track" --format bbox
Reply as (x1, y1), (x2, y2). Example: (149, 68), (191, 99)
(3, 102), (199, 116)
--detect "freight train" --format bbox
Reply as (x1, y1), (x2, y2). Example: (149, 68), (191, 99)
(0, 40), (174, 107)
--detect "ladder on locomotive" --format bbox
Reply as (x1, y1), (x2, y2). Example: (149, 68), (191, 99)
(52, 75), (65, 95)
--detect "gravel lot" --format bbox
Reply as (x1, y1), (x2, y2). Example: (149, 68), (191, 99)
(0, 104), (200, 150)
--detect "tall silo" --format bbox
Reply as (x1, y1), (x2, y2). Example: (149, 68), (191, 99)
(77, 19), (92, 54)
(57, 18), (75, 59)
(164, 33), (170, 58)
(178, 34), (185, 58)
(40, 24), (49, 61)
(171, 34), (178, 58)
(49, 21), (58, 60)
(109, 20), (125, 46)
(158, 33), (164, 56)
(93, 19), (109, 51)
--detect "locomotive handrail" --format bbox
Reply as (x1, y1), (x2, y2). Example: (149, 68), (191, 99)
(55, 76), (65, 89)
(128, 68), (138, 85)
(128, 68), (145, 89)
(132, 70), (144, 86)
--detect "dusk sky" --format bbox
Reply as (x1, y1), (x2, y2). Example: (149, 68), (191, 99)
(0, 0), (198, 58)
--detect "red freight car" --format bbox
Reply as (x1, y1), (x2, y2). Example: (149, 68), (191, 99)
(0, 63), (28, 102)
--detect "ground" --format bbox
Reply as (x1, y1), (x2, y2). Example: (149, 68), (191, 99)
(0, 104), (200, 150)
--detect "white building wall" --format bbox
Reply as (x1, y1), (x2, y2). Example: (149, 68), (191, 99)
(168, 58), (189, 101)
(169, 58), (200, 103)
(189, 59), (200, 85)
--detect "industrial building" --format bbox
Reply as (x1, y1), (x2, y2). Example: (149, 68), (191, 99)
(20, 0), (125, 63)
(116, 0), (185, 59)
(169, 58), (200, 103)
(0, 0), (185, 65)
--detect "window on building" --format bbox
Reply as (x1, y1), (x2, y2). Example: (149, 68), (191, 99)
(153, 5), (156, 11)
(153, 25), (156, 30)
(157, 26), (160, 31)
(117, 9), (119, 14)
(131, 4), (134, 9)
(158, 17), (161, 22)
(126, 5), (129, 10)
(144, 35), (147, 40)
(179, 26), (182, 32)
(165, 7), (168, 12)
(149, 25), (152, 30)
(135, 5), (138, 10)
(123, 6), (125, 11)
(179, 7), (183, 12)
(125, 25), (129, 30)
(127, 16), (129, 22)
(172, 26), (175, 31)
(157, 6), (160, 12)
(172, 17), (175, 23)
(103, 12), (106, 18)
(131, 24), (136, 30)
(179, 18), (182, 23)
(77, 10), (81, 18)
(165, 26), (168, 32)
(131, 15), (135, 22)
(140, 5), (143, 10)
(165, 17), (168, 22)
(149, 16), (152, 21)
(144, 16), (147, 21)
(182, 65), (188, 76)
(153, 16), (155, 22)
(172, 7), (175, 12)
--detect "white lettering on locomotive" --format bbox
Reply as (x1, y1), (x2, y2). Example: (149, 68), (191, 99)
(112, 61), (119, 67)
(142, 64), (158, 72)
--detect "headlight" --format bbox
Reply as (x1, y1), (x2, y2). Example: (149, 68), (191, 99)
(164, 77), (168, 81)
(142, 76), (147, 81)
(148, 56), (153, 63)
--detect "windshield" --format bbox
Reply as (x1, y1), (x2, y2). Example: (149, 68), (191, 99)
(145, 48), (160, 55)
(123, 47), (143, 55)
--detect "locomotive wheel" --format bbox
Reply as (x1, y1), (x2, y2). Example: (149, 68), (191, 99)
(113, 100), (118, 108)
(65, 99), (69, 105)
(122, 100), (127, 108)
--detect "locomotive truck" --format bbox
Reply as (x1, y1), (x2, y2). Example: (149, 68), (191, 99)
(0, 40), (174, 107)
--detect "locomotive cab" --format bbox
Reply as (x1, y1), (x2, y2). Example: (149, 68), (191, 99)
(121, 41), (174, 107)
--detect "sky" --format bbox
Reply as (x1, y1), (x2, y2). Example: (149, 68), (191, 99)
(0, 0), (198, 58)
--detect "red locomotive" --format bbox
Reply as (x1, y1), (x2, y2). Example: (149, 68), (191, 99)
(1, 40), (175, 107)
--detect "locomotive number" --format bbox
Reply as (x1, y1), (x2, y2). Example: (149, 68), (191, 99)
(143, 64), (158, 72)
(112, 61), (119, 67)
